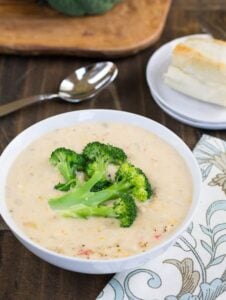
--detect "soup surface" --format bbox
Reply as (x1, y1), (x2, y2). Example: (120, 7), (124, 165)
(6, 122), (192, 259)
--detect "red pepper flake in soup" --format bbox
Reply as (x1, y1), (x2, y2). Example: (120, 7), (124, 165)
(154, 234), (162, 240)
(78, 248), (94, 257)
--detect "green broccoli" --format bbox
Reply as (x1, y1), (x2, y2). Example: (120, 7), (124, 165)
(62, 194), (137, 227)
(83, 141), (127, 171)
(47, 0), (122, 16)
(84, 141), (127, 191)
(112, 194), (137, 227)
(50, 147), (85, 191)
(48, 142), (152, 228)
(114, 162), (152, 202)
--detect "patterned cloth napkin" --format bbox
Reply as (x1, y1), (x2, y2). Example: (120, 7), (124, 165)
(97, 134), (226, 300)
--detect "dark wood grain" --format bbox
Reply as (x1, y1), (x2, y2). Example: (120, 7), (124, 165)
(1, 1), (226, 299)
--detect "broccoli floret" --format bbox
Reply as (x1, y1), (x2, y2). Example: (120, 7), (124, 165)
(83, 141), (127, 172)
(84, 141), (126, 190)
(113, 194), (137, 227)
(61, 194), (137, 227)
(47, 0), (122, 16)
(115, 162), (152, 201)
(50, 147), (85, 191)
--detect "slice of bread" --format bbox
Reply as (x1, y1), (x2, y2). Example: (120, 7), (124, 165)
(164, 37), (226, 107)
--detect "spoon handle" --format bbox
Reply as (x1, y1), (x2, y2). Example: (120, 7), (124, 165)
(0, 94), (58, 117)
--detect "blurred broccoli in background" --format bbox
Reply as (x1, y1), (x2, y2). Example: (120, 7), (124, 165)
(39, 0), (122, 16)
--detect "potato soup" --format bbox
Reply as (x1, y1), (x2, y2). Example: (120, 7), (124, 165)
(6, 122), (192, 259)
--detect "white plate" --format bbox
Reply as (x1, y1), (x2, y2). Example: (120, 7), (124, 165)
(146, 34), (226, 129)
(152, 91), (226, 130)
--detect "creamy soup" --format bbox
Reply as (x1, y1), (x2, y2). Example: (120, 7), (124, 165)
(6, 122), (192, 259)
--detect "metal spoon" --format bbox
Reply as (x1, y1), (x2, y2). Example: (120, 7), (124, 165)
(0, 61), (118, 117)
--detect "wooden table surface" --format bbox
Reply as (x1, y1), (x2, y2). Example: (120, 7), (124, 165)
(1, 1), (226, 299)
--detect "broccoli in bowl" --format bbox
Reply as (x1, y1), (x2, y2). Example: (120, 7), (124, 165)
(49, 141), (152, 228)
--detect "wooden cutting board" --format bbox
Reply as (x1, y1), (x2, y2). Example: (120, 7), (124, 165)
(0, 0), (171, 57)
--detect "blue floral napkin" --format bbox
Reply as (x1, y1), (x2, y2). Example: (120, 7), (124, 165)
(97, 135), (226, 300)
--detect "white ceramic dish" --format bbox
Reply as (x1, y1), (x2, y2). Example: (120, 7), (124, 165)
(0, 109), (201, 274)
(146, 34), (226, 130)
(152, 89), (226, 130)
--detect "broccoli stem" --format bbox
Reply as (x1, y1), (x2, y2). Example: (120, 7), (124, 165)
(62, 204), (116, 219)
(49, 178), (132, 210)
(49, 167), (107, 209)
(84, 181), (131, 206)
(61, 194), (138, 228)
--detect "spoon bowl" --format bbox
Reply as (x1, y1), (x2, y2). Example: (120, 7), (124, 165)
(0, 61), (118, 117)
(59, 62), (118, 102)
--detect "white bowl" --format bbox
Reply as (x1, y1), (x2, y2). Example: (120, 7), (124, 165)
(0, 109), (201, 274)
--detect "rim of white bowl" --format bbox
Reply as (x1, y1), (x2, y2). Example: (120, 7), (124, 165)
(0, 109), (202, 265)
